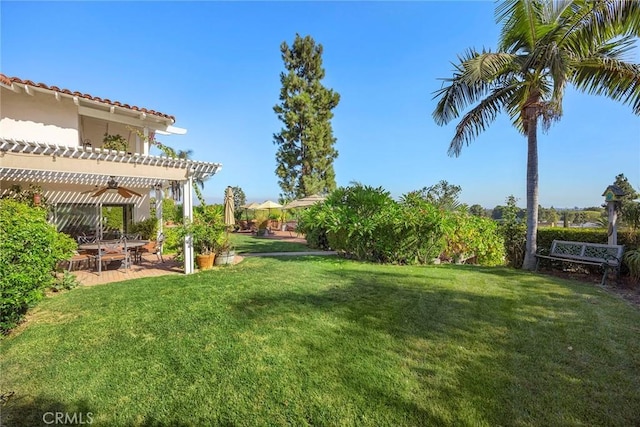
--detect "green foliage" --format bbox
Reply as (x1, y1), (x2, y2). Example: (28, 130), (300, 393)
(0, 199), (76, 333)
(444, 212), (505, 266)
(299, 183), (504, 265)
(622, 202), (640, 232)
(4, 184), (48, 209)
(102, 205), (124, 232)
(469, 204), (486, 217)
(177, 205), (226, 255)
(623, 250), (640, 282)
(398, 191), (454, 264)
(537, 228), (639, 251)
(102, 133), (128, 151)
(162, 227), (181, 254)
(432, 1), (640, 270)
(254, 211), (270, 231)
(162, 198), (181, 223)
(231, 186), (246, 221)
(499, 196), (527, 268)
(215, 234), (235, 255)
(129, 218), (158, 240)
(273, 33), (340, 200)
(50, 271), (80, 292)
(423, 180), (462, 210)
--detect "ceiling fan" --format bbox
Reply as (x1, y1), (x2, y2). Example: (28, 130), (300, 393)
(84, 177), (142, 199)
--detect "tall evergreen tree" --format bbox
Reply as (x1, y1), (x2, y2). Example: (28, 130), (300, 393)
(273, 34), (340, 200)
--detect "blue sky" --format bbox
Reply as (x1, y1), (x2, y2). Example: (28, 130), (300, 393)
(2, 1), (639, 208)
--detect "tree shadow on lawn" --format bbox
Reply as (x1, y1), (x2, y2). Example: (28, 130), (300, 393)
(230, 265), (640, 426)
(1, 393), (94, 427)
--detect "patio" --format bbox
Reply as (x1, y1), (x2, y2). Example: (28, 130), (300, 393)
(70, 254), (183, 286)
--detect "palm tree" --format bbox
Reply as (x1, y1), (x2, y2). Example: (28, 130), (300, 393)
(433, 0), (640, 269)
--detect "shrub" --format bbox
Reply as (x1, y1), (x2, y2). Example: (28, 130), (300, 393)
(445, 212), (505, 266)
(298, 205), (330, 250)
(130, 218), (158, 240)
(398, 193), (452, 264)
(51, 271), (81, 292)
(162, 227), (181, 254)
(537, 228), (639, 251)
(623, 250), (640, 283)
(0, 199), (76, 333)
(499, 196), (526, 268)
(299, 184), (505, 266)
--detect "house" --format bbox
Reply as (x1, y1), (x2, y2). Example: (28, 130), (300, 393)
(0, 74), (222, 274)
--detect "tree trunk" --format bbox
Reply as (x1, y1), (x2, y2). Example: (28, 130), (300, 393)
(522, 113), (539, 270)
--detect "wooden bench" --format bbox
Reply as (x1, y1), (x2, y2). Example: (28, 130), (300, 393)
(535, 240), (624, 285)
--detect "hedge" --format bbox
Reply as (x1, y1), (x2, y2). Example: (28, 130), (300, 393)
(537, 228), (639, 250)
(0, 199), (76, 333)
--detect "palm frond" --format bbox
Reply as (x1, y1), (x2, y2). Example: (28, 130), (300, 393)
(433, 50), (518, 126)
(572, 57), (640, 114)
(498, 0), (544, 52)
(448, 84), (520, 157)
(563, 0), (640, 54)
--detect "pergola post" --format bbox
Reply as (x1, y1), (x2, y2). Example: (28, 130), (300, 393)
(183, 176), (194, 274)
(155, 184), (164, 238)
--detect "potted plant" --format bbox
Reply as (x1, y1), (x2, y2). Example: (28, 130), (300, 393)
(178, 205), (224, 270)
(255, 212), (269, 237)
(214, 235), (235, 265)
(102, 133), (129, 152)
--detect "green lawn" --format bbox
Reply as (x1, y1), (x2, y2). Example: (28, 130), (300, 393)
(230, 232), (314, 253)
(2, 258), (639, 426)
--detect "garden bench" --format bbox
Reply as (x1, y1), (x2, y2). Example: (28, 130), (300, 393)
(535, 240), (624, 285)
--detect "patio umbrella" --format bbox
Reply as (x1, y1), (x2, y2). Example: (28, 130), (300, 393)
(284, 194), (326, 209)
(256, 200), (283, 222)
(240, 202), (260, 222)
(223, 186), (235, 228)
(256, 200), (283, 214)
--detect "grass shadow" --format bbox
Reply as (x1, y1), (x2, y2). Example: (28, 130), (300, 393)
(1, 393), (94, 427)
(229, 264), (640, 425)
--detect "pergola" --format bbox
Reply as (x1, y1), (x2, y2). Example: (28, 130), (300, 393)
(0, 137), (222, 274)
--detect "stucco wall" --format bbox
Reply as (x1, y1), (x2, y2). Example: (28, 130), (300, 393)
(81, 116), (140, 152)
(0, 88), (79, 146)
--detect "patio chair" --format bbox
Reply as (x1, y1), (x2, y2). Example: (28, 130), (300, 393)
(97, 239), (130, 271)
(77, 234), (97, 244)
(137, 233), (164, 263)
(66, 250), (94, 271)
(284, 221), (299, 237)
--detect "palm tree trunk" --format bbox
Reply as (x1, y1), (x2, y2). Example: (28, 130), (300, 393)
(522, 113), (539, 270)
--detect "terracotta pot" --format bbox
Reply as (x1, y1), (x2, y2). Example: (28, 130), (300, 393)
(196, 253), (215, 270)
(33, 193), (41, 206)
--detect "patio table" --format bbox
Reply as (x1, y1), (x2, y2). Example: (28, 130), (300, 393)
(78, 240), (149, 273)
(78, 240), (149, 251)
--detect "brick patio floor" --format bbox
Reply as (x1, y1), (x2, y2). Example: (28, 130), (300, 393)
(71, 254), (184, 286)
(70, 230), (308, 286)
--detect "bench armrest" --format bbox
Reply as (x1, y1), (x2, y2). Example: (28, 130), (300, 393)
(603, 253), (621, 266)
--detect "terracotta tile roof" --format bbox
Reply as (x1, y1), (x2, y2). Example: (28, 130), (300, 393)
(0, 74), (175, 122)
